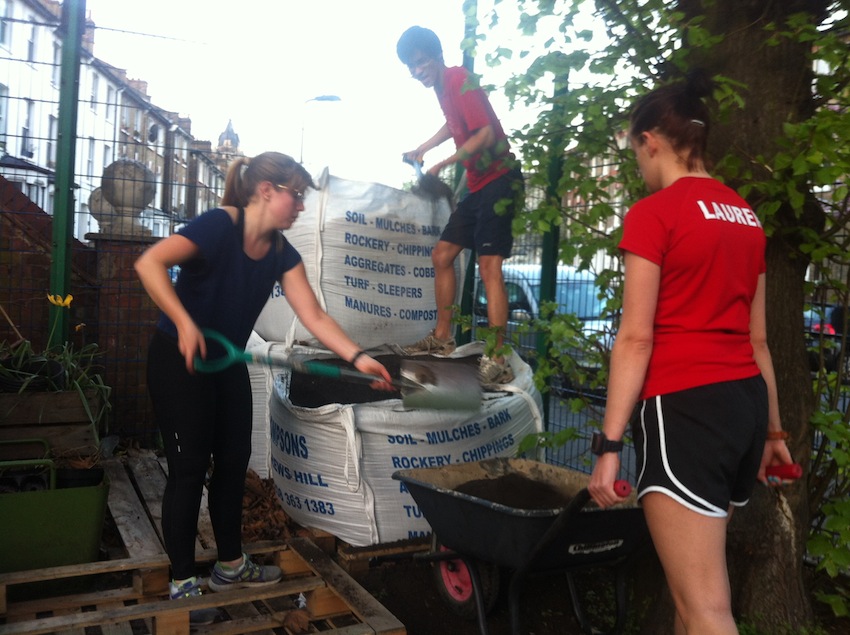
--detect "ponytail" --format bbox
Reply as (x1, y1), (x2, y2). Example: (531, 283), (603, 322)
(220, 152), (314, 208)
(630, 69), (715, 171)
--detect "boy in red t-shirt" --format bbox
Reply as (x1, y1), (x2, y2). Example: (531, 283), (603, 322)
(396, 26), (524, 385)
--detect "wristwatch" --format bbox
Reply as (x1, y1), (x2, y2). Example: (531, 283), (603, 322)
(591, 431), (624, 456)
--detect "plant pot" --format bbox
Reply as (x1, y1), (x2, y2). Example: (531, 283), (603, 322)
(0, 442), (109, 573)
(0, 472), (109, 572)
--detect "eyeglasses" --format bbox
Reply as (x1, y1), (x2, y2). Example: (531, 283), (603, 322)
(275, 184), (305, 202)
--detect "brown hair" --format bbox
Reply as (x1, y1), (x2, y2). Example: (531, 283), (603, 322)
(630, 70), (714, 171)
(220, 152), (314, 207)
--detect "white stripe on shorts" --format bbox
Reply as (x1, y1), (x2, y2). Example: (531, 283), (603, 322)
(637, 395), (728, 518)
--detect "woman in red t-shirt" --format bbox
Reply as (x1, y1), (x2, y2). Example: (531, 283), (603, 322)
(588, 72), (794, 634)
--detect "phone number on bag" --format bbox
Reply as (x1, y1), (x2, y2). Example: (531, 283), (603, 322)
(281, 491), (336, 516)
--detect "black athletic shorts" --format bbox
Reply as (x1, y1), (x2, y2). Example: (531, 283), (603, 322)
(440, 168), (523, 257)
(632, 375), (768, 517)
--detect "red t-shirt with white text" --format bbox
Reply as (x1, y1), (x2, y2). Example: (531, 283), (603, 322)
(619, 177), (766, 399)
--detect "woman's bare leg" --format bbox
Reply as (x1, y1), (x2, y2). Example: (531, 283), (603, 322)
(642, 492), (738, 635)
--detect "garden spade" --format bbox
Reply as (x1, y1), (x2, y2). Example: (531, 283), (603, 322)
(195, 329), (482, 411)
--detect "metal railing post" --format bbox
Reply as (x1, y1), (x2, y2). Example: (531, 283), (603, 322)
(49, 0), (85, 348)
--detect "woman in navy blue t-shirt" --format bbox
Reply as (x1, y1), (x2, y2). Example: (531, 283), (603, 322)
(135, 152), (392, 622)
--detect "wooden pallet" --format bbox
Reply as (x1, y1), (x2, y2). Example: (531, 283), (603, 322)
(336, 539), (430, 577)
(0, 455), (406, 635)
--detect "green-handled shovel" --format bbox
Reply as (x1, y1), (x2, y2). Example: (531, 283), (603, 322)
(194, 329), (482, 411)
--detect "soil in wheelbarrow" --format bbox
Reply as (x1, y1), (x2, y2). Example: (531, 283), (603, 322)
(454, 472), (570, 509)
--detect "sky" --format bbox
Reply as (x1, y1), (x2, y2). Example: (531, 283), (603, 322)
(82, 0), (546, 189)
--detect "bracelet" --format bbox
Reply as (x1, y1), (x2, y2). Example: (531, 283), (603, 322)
(766, 430), (789, 441)
(350, 350), (367, 365)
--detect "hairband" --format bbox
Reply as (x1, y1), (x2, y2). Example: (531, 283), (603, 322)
(691, 119), (705, 126)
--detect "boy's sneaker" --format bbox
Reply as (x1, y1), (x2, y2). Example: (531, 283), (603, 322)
(479, 356), (514, 386)
(208, 553), (282, 592)
(169, 576), (220, 625)
(403, 331), (456, 356)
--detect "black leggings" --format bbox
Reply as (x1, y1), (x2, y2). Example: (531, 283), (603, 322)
(147, 330), (252, 579)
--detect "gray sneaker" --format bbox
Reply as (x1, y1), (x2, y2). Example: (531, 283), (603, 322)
(403, 331), (457, 356)
(208, 554), (282, 592)
(169, 576), (221, 625)
(479, 356), (514, 386)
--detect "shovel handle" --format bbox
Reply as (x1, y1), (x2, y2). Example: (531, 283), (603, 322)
(193, 329), (253, 372)
(195, 329), (404, 388)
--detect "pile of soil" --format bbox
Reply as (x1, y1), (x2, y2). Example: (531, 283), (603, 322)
(454, 473), (570, 510)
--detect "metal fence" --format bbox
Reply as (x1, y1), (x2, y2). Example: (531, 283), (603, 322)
(467, 218), (631, 479)
(1, 1), (227, 444)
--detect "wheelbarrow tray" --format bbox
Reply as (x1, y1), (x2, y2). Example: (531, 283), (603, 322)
(393, 457), (648, 571)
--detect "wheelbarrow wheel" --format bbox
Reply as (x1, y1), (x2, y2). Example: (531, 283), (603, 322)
(431, 535), (500, 620)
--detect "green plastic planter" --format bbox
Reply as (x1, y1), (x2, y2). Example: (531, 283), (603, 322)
(0, 444), (109, 573)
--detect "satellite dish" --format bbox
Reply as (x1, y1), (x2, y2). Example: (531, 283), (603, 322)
(148, 124), (159, 143)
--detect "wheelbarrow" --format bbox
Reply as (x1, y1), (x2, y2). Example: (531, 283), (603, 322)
(392, 458), (651, 635)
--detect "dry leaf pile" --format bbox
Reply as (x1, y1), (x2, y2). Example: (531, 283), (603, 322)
(241, 469), (297, 543)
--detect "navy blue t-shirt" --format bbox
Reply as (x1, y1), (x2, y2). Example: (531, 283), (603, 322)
(156, 208), (301, 350)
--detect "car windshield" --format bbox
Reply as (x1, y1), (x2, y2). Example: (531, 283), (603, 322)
(530, 280), (606, 320)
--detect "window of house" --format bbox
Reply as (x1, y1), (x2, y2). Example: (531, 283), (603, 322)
(0, 0), (10, 49)
(87, 137), (95, 177)
(106, 86), (115, 121)
(52, 42), (61, 85)
(21, 99), (33, 157)
(0, 83), (7, 146)
(26, 15), (36, 62)
(121, 103), (131, 130)
(90, 73), (99, 112)
(27, 182), (39, 207)
(103, 144), (112, 169)
(47, 115), (56, 167)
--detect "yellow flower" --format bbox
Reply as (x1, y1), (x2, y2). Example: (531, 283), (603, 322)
(47, 294), (74, 308)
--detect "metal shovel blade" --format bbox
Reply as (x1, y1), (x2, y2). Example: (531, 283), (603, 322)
(399, 358), (482, 411)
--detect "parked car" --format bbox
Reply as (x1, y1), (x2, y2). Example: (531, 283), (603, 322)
(472, 264), (616, 385)
(805, 303), (846, 373)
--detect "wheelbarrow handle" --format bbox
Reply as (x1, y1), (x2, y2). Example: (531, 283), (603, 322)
(514, 479), (632, 577)
(765, 463), (802, 480)
(614, 479), (631, 497)
(509, 479), (634, 635)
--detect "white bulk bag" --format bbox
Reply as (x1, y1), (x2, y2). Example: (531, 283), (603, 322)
(269, 342), (544, 546)
(245, 330), (280, 478)
(254, 169), (459, 350)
